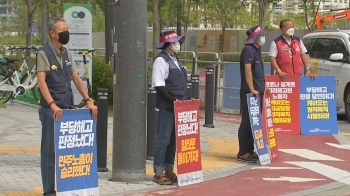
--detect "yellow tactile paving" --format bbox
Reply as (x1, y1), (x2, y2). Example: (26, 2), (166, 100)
(0, 137), (239, 195)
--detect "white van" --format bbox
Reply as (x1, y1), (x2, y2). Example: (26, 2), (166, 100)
(303, 28), (350, 122)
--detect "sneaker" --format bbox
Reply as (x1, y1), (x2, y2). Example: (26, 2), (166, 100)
(237, 153), (257, 163)
(250, 152), (259, 160)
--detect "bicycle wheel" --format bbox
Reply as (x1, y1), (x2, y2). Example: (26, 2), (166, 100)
(20, 74), (41, 101)
(0, 73), (13, 104)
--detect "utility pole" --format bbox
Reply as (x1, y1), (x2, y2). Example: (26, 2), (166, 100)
(111, 0), (147, 182)
(41, 1), (48, 46)
(104, 0), (115, 64)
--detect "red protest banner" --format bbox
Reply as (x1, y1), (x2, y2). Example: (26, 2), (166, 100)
(263, 93), (279, 162)
(174, 100), (203, 186)
(265, 75), (300, 135)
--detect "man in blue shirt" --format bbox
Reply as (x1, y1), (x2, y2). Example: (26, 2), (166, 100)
(238, 25), (269, 163)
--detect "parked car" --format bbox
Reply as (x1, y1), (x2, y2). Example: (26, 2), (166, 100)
(303, 28), (350, 122)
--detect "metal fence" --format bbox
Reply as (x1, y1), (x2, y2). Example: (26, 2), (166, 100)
(91, 49), (273, 114)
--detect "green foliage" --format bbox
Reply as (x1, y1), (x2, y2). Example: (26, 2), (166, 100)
(91, 56), (113, 106)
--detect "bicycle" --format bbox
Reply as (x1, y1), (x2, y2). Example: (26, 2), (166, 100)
(72, 49), (95, 108)
(0, 46), (40, 104)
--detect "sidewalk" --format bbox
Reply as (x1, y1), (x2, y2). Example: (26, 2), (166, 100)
(0, 101), (244, 196)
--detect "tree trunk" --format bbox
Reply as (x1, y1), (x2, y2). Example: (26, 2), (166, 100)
(26, 1), (33, 47)
(56, 0), (61, 17)
(152, 0), (160, 59)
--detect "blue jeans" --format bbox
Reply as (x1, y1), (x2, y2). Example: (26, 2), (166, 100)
(39, 107), (56, 196)
(153, 110), (176, 174)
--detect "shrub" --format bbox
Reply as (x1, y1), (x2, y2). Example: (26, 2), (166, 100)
(91, 56), (113, 106)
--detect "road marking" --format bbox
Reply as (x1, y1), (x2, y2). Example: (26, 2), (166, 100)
(285, 161), (350, 184)
(279, 149), (343, 161)
(262, 176), (325, 182)
(251, 167), (302, 170)
(325, 142), (350, 150)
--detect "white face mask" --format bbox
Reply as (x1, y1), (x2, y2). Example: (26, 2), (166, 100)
(170, 41), (181, 53)
(286, 28), (294, 36)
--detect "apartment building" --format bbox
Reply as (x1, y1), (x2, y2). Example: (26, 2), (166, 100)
(0, 0), (18, 22)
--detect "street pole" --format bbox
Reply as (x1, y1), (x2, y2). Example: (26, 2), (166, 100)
(111, 0), (147, 182)
(41, 2), (47, 46)
(105, 0), (115, 64)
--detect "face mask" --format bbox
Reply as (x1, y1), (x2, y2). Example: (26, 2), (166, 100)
(259, 36), (265, 46)
(286, 28), (294, 36)
(170, 41), (181, 53)
(57, 31), (70, 45)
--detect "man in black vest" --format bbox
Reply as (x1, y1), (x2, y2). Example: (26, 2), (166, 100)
(152, 31), (188, 185)
(36, 17), (98, 196)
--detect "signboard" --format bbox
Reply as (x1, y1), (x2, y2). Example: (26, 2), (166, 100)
(263, 93), (279, 162)
(299, 76), (338, 135)
(174, 100), (203, 186)
(265, 75), (300, 135)
(63, 4), (93, 105)
(55, 109), (99, 196)
(246, 93), (272, 165)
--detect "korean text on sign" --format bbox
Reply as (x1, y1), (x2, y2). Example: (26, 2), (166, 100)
(264, 97), (277, 149)
(58, 120), (94, 149)
(177, 110), (199, 165)
(58, 153), (93, 179)
(249, 97), (264, 150)
(266, 81), (295, 124)
(300, 87), (334, 120)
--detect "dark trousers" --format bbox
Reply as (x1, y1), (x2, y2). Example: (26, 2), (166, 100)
(39, 107), (56, 196)
(238, 91), (263, 156)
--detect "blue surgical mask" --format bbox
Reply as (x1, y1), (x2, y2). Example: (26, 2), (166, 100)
(259, 36), (266, 46)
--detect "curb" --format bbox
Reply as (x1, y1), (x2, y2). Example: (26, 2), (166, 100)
(12, 100), (40, 109)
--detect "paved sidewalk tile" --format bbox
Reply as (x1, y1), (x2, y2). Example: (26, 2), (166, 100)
(0, 102), (243, 195)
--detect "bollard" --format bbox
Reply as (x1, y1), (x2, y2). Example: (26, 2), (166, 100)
(203, 66), (215, 128)
(147, 84), (158, 160)
(187, 80), (193, 99)
(96, 88), (109, 172)
(191, 74), (199, 99)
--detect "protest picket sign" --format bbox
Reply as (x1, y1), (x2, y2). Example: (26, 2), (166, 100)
(263, 93), (279, 162)
(174, 99), (203, 186)
(265, 75), (300, 135)
(299, 76), (338, 135)
(246, 93), (272, 166)
(55, 109), (99, 196)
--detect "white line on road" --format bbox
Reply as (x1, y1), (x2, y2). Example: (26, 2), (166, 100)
(262, 176), (325, 182)
(285, 161), (350, 184)
(325, 143), (350, 150)
(251, 167), (302, 170)
(279, 149), (343, 161)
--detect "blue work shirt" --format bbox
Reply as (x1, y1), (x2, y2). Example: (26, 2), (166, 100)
(239, 44), (265, 94)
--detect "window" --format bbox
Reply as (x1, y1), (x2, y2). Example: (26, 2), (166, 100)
(345, 0), (348, 3)
(275, 4), (282, 10)
(334, 0), (338, 3)
(323, 5), (331, 10)
(298, 5), (304, 10)
(340, 0), (342, 3)
(310, 38), (333, 59)
(324, 0), (331, 2)
(303, 38), (317, 52)
(332, 39), (348, 57)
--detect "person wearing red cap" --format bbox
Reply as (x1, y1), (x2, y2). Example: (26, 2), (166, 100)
(269, 19), (315, 80)
(151, 31), (188, 185)
(238, 25), (270, 163)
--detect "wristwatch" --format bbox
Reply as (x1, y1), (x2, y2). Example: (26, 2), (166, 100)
(84, 98), (92, 103)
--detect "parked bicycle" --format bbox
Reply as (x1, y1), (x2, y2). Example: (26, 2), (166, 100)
(0, 46), (40, 104)
(72, 49), (96, 108)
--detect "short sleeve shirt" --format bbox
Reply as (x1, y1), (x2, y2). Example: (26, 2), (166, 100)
(240, 44), (265, 94)
(36, 41), (77, 74)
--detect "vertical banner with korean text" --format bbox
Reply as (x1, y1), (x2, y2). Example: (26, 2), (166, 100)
(55, 109), (98, 196)
(246, 93), (272, 165)
(174, 100), (203, 186)
(263, 94), (279, 162)
(265, 75), (300, 135)
(299, 76), (338, 135)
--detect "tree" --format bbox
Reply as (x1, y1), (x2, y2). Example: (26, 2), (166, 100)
(152, 0), (160, 58)
(303, 0), (322, 31)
